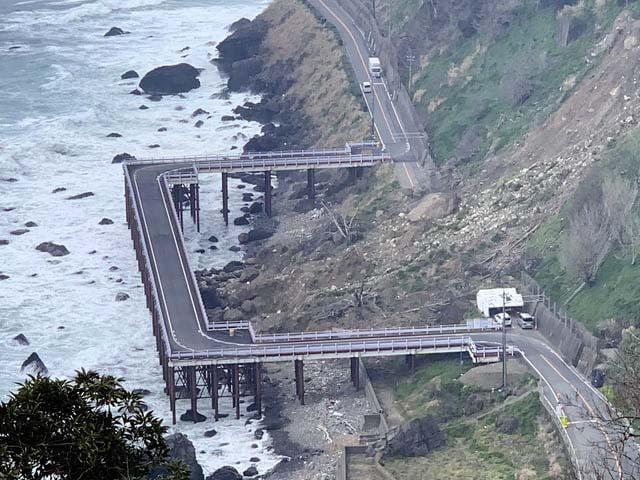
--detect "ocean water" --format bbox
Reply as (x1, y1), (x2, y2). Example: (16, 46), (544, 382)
(0, 0), (282, 475)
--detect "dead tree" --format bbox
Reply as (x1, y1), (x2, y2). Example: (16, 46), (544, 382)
(583, 332), (640, 479)
(602, 175), (638, 245)
(560, 202), (611, 286)
(320, 200), (361, 244)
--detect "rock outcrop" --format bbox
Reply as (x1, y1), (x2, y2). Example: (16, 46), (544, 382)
(12, 333), (29, 346)
(206, 466), (242, 480)
(121, 70), (139, 79)
(149, 433), (204, 480)
(36, 242), (69, 257)
(383, 415), (443, 458)
(112, 153), (136, 164)
(139, 63), (201, 95)
(21, 352), (48, 376)
(104, 27), (128, 37)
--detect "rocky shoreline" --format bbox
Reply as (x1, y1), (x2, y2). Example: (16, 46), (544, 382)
(185, 7), (379, 479)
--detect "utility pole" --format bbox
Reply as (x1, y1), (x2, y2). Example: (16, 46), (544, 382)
(502, 290), (508, 390)
(406, 54), (416, 91)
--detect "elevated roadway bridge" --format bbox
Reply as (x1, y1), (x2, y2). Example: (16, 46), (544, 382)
(122, 143), (635, 479)
(123, 145), (514, 425)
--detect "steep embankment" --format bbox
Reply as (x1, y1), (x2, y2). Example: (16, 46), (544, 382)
(332, 0), (640, 337)
(216, 0), (369, 150)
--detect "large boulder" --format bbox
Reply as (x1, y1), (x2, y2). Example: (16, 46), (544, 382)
(139, 63), (201, 95)
(149, 433), (204, 480)
(496, 414), (519, 434)
(463, 393), (485, 415)
(223, 261), (244, 273)
(12, 334), (29, 346)
(206, 466), (242, 480)
(112, 152), (136, 164)
(238, 228), (273, 245)
(21, 352), (48, 376)
(104, 27), (128, 37)
(121, 70), (139, 79)
(36, 242), (69, 257)
(408, 193), (459, 223)
(383, 415), (443, 458)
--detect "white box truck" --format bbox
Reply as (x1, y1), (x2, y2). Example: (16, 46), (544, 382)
(368, 57), (381, 78)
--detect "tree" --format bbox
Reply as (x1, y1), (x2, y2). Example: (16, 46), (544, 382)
(623, 211), (640, 265)
(585, 330), (640, 479)
(0, 370), (189, 480)
(602, 174), (637, 245)
(560, 201), (611, 286)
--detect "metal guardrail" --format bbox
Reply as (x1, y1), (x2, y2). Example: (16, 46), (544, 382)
(169, 335), (507, 362)
(160, 176), (211, 336)
(126, 147), (354, 165)
(208, 321), (251, 331)
(126, 153), (391, 171)
(252, 322), (500, 343)
(124, 166), (173, 356)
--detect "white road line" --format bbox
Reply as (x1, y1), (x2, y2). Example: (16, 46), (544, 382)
(132, 168), (192, 352)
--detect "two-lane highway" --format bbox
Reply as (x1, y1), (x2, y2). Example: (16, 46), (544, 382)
(309, 0), (431, 190)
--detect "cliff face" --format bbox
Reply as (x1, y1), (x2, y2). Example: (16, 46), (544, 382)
(216, 0), (369, 150)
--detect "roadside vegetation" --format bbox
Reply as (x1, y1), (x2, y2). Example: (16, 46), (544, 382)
(368, 358), (569, 480)
(374, 0), (639, 165)
(531, 128), (640, 334)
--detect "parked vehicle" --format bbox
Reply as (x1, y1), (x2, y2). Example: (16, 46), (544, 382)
(494, 312), (512, 327)
(362, 81), (372, 93)
(591, 369), (605, 388)
(518, 313), (535, 329)
(368, 57), (381, 78)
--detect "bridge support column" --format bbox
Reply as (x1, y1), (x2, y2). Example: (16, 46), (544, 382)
(405, 354), (416, 374)
(254, 363), (262, 417)
(348, 167), (357, 184)
(188, 183), (200, 232)
(172, 184), (184, 232)
(195, 184), (200, 232)
(212, 366), (219, 421)
(307, 169), (315, 201)
(169, 366), (176, 425)
(233, 364), (241, 420)
(294, 359), (305, 405)
(222, 172), (229, 226)
(188, 366), (199, 423)
(264, 171), (272, 217)
(350, 357), (360, 390)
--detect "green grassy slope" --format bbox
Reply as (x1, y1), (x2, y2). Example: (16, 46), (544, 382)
(531, 129), (640, 333)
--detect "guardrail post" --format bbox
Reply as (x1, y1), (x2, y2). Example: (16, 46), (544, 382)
(221, 172), (229, 225)
(264, 171), (272, 217)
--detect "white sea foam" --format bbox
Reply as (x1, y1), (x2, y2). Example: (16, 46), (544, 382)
(0, 0), (280, 475)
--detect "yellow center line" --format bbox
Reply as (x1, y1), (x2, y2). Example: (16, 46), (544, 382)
(316, 0), (416, 189)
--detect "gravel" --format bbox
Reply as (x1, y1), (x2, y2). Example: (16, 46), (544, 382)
(263, 359), (372, 480)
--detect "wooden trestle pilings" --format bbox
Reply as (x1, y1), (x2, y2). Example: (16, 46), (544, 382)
(125, 166), (369, 427)
(171, 183), (200, 233)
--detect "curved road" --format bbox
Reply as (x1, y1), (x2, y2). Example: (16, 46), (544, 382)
(303, 1), (638, 477)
